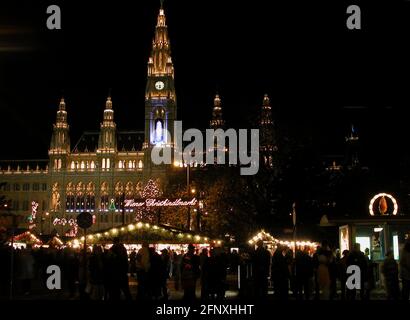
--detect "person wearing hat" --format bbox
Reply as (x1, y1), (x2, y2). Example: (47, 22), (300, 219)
(181, 244), (200, 300)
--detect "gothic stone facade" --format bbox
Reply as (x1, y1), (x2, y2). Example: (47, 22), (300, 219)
(0, 5), (277, 236)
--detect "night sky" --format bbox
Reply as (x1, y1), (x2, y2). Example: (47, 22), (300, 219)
(0, 0), (409, 181)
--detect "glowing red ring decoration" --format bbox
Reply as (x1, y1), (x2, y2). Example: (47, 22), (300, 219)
(369, 193), (398, 216)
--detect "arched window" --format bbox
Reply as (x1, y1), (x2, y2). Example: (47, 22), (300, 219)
(80, 161), (85, 170)
(128, 160), (132, 169)
(51, 183), (60, 211)
(100, 182), (109, 211)
(71, 161), (75, 170)
(102, 158), (106, 169)
(138, 160), (143, 169)
(106, 158), (110, 170)
(86, 182), (96, 211)
(76, 182), (86, 212)
(57, 159), (62, 169)
(91, 161), (95, 170)
(115, 182), (124, 209)
(66, 182), (75, 211)
(125, 182), (134, 199)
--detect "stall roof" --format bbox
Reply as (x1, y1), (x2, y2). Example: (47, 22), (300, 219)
(67, 221), (221, 247)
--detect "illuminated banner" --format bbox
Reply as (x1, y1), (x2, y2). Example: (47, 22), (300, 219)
(124, 198), (198, 208)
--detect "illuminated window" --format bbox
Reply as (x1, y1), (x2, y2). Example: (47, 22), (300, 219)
(138, 160), (143, 169)
(90, 161), (95, 170)
(106, 158), (110, 169)
(71, 161), (75, 170)
(102, 158), (106, 169)
(80, 161), (85, 170)
(128, 160), (132, 169)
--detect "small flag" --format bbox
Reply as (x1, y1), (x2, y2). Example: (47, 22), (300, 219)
(292, 202), (296, 226)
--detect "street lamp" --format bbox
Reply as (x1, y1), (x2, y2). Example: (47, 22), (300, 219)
(174, 160), (194, 231)
(45, 212), (50, 235)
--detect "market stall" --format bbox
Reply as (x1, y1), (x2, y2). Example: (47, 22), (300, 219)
(67, 221), (222, 254)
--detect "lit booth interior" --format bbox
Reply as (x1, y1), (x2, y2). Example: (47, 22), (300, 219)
(335, 218), (410, 261)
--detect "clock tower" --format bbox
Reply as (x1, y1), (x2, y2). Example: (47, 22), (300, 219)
(144, 2), (177, 149)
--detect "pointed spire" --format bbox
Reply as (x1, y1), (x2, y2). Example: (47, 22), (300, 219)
(59, 97), (66, 111)
(105, 96), (113, 110)
(105, 89), (113, 109)
(210, 93), (225, 129)
(99, 92), (117, 152)
(263, 93), (270, 104)
(260, 94), (273, 126)
(259, 94), (276, 170)
(54, 96), (68, 130)
(148, 1), (173, 77)
(346, 123), (359, 142)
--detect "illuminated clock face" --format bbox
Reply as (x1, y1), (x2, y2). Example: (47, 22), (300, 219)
(155, 81), (165, 90)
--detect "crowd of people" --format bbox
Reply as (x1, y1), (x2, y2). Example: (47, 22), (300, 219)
(1, 237), (410, 301)
(0, 239), (239, 300)
(249, 239), (410, 300)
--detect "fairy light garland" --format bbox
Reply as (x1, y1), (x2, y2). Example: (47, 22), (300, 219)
(248, 230), (318, 248)
(68, 220), (221, 247)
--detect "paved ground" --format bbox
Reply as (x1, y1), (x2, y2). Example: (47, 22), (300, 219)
(1, 274), (389, 300)
(0, 274), (240, 300)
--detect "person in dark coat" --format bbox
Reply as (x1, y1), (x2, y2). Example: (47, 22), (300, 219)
(400, 240), (410, 301)
(338, 250), (349, 300)
(252, 240), (271, 298)
(207, 248), (228, 300)
(109, 237), (132, 300)
(181, 244), (200, 301)
(129, 248), (137, 277)
(199, 248), (210, 299)
(160, 248), (171, 300)
(382, 250), (400, 300)
(295, 247), (313, 300)
(271, 244), (289, 300)
(88, 245), (105, 300)
(149, 247), (162, 300)
(346, 243), (367, 300)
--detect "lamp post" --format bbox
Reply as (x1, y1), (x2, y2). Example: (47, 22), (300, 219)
(2, 202), (19, 300)
(188, 187), (196, 231)
(174, 160), (194, 231)
(121, 192), (125, 226)
(292, 202), (297, 259)
(46, 212), (50, 234)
